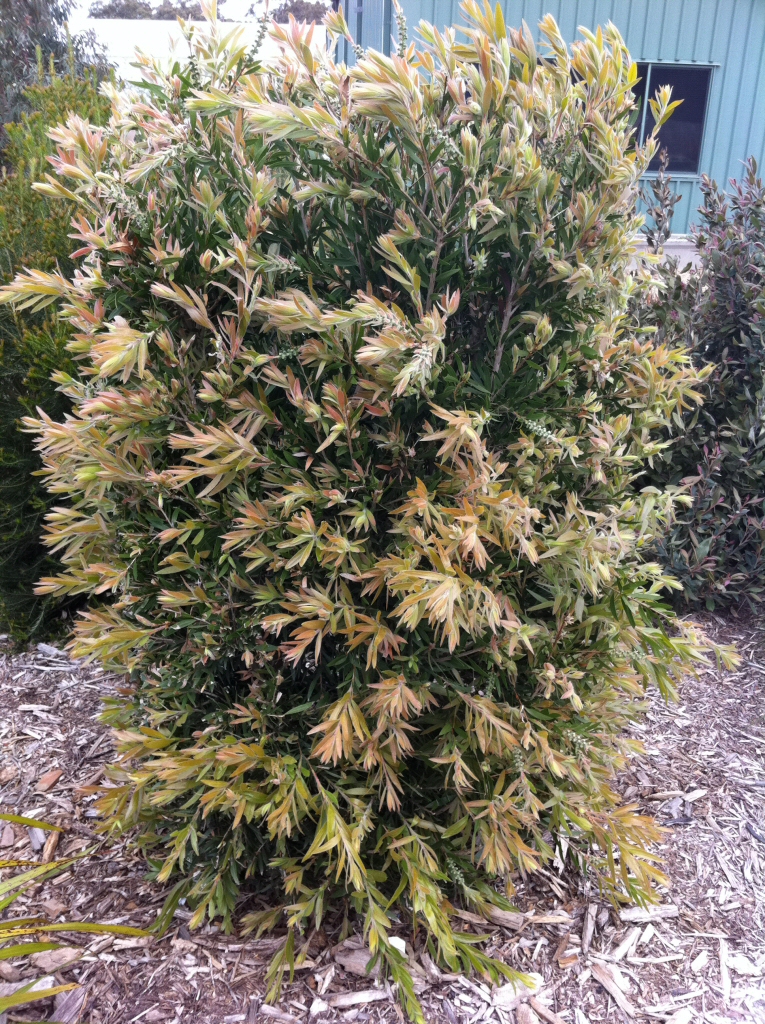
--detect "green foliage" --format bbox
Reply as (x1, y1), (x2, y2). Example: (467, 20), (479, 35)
(0, 70), (111, 640)
(1, 72), (111, 274)
(0, 4), (733, 1015)
(269, 0), (329, 22)
(0, 0), (108, 131)
(640, 158), (765, 608)
(88, 0), (208, 19)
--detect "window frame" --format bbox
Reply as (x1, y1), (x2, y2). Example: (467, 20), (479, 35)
(635, 61), (718, 179)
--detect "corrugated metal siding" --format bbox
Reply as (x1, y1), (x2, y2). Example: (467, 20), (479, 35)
(352, 0), (393, 55)
(372, 0), (765, 232)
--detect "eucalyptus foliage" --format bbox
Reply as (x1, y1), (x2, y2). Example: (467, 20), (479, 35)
(0, 3), (730, 1015)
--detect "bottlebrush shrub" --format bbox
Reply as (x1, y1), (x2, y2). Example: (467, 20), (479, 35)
(640, 159), (765, 608)
(0, 3), (729, 1013)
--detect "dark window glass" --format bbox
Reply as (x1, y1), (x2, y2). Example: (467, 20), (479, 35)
(643, 65), (711, 174)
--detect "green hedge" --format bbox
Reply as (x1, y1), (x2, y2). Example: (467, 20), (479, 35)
(641, 158), (765, 608)
(0, 70), (110, 640)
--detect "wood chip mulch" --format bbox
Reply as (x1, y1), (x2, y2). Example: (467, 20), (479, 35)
(0, 612), (763, 1024)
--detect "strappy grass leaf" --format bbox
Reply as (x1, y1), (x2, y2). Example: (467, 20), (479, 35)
(0, 831), (149, 1017)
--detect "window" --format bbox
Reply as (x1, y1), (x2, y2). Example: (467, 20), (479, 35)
(632, 63), (712, 175)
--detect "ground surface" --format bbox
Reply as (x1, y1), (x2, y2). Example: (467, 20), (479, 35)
(0, 614), (764, 1024)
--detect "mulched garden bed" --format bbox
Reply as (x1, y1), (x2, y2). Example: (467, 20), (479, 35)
(1, 614), (763, 1024)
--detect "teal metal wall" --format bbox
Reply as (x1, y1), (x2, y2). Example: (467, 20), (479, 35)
(358, 0), (765, 234)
